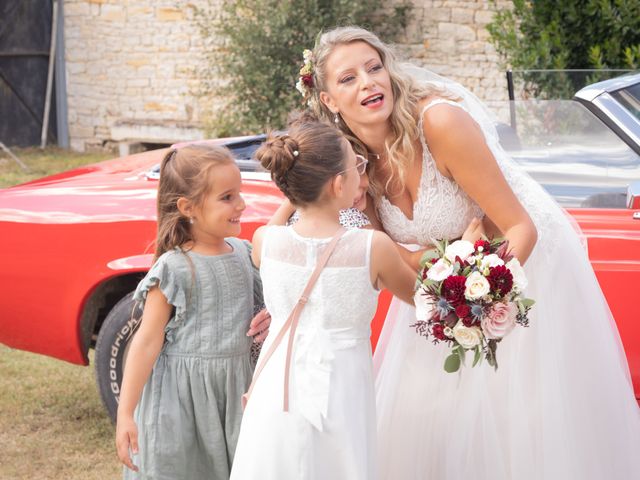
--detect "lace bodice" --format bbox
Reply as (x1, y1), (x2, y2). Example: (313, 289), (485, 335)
(260, 226), (379, 334)
(377, 99), (484, 245)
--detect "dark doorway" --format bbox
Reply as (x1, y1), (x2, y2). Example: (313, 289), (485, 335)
(0, 0), (57, 147)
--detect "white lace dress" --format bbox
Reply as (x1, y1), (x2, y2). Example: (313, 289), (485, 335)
(230, 226), (380, 480)
(374, 99), (640, 480)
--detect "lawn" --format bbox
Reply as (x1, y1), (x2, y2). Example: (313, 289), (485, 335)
(0, 146), (112, 188)
(0, 147), (120, 479)
(0, 345), (120, 480)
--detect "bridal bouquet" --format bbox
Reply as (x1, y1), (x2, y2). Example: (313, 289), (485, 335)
(412, 238), (534, 373)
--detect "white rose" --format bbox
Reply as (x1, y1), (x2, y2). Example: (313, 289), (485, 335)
(426, 258), (454, 282)
(465, 271), (491, 300)
(506, 258), (528, 292)
(444, 240), (475, 263)
(479, 253), (504, 270)
(453, 321), (483, 349)
(414, 288), (432, 322)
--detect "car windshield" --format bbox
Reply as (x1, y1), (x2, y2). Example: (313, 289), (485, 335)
(494, 99), (640, 208)
(611, 83), (640, 123)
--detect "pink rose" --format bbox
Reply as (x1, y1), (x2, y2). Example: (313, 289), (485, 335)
(481, 302), (517, 339)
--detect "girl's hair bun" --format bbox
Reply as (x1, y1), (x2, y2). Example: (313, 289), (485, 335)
(255, 120), (346, 205)
(256, 134), (300, 180)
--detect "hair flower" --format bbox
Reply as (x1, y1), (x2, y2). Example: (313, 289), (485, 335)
(296, 49), (315, 107)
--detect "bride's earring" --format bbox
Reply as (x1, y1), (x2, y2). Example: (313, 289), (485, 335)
(189, 217), (194, 224)
(334, 112), (340, 124)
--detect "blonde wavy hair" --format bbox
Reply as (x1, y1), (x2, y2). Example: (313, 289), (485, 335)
(309, 26), (454, 197)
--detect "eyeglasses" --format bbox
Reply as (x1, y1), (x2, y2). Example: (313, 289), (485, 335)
(337, 154), (368, 176)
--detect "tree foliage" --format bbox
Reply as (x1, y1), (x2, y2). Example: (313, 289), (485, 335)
(487, 0), (640, 97)
(195, 0), (411, 136)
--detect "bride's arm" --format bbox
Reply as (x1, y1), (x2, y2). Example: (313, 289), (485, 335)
(268, 198), (296, 226)
(422, 103), (537, 263)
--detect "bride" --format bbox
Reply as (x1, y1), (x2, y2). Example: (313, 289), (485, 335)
(302, 26), (640, 479)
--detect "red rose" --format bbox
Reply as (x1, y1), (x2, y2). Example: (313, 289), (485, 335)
(432, 323), (446, 340)
(442, 275), (466, 306)
(474, 239), (491, 253)
(301, 73), (314, 88)
(487, 265), (514, 296)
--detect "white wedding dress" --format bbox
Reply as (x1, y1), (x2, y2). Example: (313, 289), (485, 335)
(373, 84), (640, 479)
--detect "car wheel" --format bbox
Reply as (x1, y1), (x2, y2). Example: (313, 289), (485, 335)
(94, 292), (143, 422)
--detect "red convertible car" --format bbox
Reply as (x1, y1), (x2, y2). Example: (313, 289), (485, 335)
(1, 74), (640, 420)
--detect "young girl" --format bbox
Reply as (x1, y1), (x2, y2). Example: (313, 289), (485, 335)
(115, 144), (262, 480)
(229, 120), (417, 480)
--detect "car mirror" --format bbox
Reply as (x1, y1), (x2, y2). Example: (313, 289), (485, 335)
(627, 181), (640, 209)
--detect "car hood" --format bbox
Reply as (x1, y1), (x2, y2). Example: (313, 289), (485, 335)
(0, 146), (281, 225)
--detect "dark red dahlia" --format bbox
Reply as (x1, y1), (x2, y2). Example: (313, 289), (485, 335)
(474, 239), (491, 253)
(487, 265), (513, 296)
(442, 275), (466, 306)
(301, 73), (314, 88)
(432, 323), (446, 341)
(455, 304), (471, 319)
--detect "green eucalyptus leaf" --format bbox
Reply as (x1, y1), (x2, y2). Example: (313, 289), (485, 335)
(473, 346), (482, 367)
(521, 298), (536, 308)
(444, 352), (461, 373)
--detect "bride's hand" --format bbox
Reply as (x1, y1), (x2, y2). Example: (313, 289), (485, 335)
(246, 308), (271, 343)
(461, 217), (484, 243)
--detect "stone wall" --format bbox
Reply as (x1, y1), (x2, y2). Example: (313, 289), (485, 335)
(398, 0), (512, 111)
(63, 0), (212, 152)
(62, 0), (510, 152)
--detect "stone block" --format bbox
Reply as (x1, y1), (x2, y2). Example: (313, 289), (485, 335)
(477, 27), (492, 41)
(126, 58), (151, 68)
(101, 5), (126, 22)
(144, 102), (178, 112)
(438, 22), (476, 41)
(157, 7), (184, 21)
(65, 3), (90, 16)
(70, 125), (95, 138)
(475, 9), (496, 25)
(451, 8), (474, 24)
(425, 7), (451, 23)
(128, 78), (150, 87)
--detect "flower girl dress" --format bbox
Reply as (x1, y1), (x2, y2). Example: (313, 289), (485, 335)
(231, 226), (380, 480)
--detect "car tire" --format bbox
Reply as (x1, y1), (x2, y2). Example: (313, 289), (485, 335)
(94, 291), (143, 422)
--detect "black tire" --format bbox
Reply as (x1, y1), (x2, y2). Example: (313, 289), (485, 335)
(94, 291), (143, 422)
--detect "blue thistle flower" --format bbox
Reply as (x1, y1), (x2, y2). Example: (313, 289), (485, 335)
(471, 304), (484, 320)
(436, 298), (453, 318)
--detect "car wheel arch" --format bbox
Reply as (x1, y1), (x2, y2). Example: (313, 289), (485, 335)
(77, 273), (144, 363)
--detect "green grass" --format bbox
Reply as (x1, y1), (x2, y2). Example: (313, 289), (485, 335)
(0, 148), (120, 477)
(0, 345), (120, 479)
(0, 147), (112, 188)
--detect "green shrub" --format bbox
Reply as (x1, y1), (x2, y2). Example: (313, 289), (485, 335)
(195, 0), (411, 136)
(487, 0), (640, 98)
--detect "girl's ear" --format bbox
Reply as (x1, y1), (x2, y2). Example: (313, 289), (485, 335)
(176, 197), (193, 218)
(329, 173), (345, 199)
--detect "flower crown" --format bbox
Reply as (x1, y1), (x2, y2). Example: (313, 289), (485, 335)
(295, 49), (315, 107)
